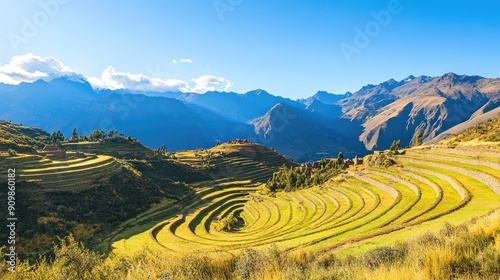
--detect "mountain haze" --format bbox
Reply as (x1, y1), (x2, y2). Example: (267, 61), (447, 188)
(1, 73), (500, 160)
(177, 89), (304, 122)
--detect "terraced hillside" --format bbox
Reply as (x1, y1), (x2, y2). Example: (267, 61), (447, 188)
(105, 143), (295, 253)
(62, 140), (155, 159)
(112, 145), (500, 257)
(0, 140), (205, 256)
(176, 143), (295, 181)
(1, 153), (122, 191)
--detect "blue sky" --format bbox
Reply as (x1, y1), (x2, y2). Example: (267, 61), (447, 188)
(1, 0), (499, 99)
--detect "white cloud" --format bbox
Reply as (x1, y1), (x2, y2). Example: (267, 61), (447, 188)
(190, 75), (233, 93)
(87, 66), (191, 92)
(0, 54), (233, 93)
(0, 53), (81, 85)
(172, 58), (192, 64)
(88, 67), (232, 93)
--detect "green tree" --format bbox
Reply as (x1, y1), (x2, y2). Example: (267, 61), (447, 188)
(156, 144), (167, 156)
(337, 152), (344, 166)
(49, 132), (56, 144)
(71, 128), (79, 142)
(52, 235), (101, 279)
(89, 130), (105, 142)
(412, 130), (423, 146)
(285, 167), (293, 191)
(389, 139), (400, 152)
(319, 158), (327, 169)
(215, 212), (241, 232)
(50, 130), (65, 144)
(313, 172), (320, 185)
(100, 130), (107, 140)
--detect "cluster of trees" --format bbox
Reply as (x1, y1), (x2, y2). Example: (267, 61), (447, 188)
(266, 154), (345, 192)
(49, 130), (65, 144)
(74, 129), (126, 142)
(215, 212), (243, 232)
(388, 131), (421, 154)
(386, 128), (423, 152)
(155, 144), (167, 156)
(154, 144), (176, 159)
(48, 128), (129, 144)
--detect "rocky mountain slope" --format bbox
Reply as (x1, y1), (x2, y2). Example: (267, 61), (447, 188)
(355, 73), (500, 150)
(250, 103), (364, 161)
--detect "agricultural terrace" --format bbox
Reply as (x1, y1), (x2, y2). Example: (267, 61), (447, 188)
(111, 145), (500, 257)
(0, 152), (122, 191)
(61, 141), (154, 159)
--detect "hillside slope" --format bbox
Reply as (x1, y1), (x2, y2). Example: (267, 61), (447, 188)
(250, 103), (366, 161)
(439, 112), (500, 145)
(0, 122), (208, 256)
(0, 121), (49, 153)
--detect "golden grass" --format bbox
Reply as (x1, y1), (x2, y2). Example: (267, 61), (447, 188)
(4, 208), (500, 279)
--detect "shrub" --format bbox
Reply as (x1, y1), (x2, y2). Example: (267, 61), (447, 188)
(215, 212), (243, 232)
(8, 148), (17, 156)
(362, 242), (408, 269)
(364, 153), (396, 168)
(233, 249), (265, 280)
(51, 235), (103, 279)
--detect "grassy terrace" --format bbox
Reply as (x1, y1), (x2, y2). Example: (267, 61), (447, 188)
(111, 145), (500, 258)
(2, 152), (122, 190)
(61, 141), (155, 159)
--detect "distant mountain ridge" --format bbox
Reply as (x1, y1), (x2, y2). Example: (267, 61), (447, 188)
(298, 91), (351, 106)
(176, 89), (304, 122)
(1, 73), (500, 161)
(355, 73), (500, 150)
(0, 78), (253, 151)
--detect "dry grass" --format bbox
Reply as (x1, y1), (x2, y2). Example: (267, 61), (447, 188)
(2, 208), (500, 279)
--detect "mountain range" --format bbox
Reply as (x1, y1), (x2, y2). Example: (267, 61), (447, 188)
(1, 72), (499, 161)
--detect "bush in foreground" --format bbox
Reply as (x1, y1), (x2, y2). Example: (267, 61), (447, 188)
(1, 209), (500, 279)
